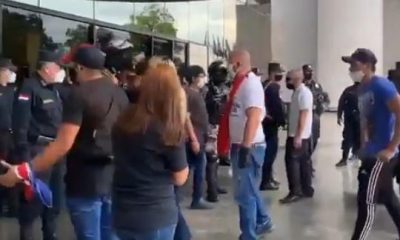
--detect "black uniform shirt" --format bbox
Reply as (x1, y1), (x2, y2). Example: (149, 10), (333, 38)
(262, 81), (285, 138)
(0, 85), (15, 131)
(338, 83), (360, 122)
(12, 74), (62, 160)
(63, 77), (129, 198)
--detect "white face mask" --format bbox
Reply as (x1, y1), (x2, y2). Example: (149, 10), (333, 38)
(349, 71), (364, 83)
(197, 76), (207, 89)
(8, 72), (16, 84)
(54, 69), (66, 83)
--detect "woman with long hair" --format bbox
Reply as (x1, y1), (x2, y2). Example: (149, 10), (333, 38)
(112, 63), (189, 240)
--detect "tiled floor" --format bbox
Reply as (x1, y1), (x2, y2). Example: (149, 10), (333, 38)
(1, 113), (399, 239)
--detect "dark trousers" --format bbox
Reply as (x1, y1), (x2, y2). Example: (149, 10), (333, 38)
(311, 113), (320, 153)
(0, 130), (16, 216)
(342, 119), (361, 160)
(206, 153), (219, 199)
(352, 158), (400, 240)
(284, 137), (314, 196)
(261, 134), (279, 185)
(186, 145), (206, 204)
(18, 144), (58, 240)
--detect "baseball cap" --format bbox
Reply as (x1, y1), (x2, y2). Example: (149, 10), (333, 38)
(61, 43), (93, 65)
(0, 58), (17, 71)
(71, 46), (106, 70)
(342, 48), (378, 65)
(38, 50), (63, 65)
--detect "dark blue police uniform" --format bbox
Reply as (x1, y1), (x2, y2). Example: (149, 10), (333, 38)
(12, 51), (63, 240)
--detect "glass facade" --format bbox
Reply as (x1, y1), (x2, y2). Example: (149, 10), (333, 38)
(0, 0), (261, 69)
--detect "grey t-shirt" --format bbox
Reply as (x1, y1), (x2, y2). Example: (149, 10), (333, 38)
(288, 84), (313, 139)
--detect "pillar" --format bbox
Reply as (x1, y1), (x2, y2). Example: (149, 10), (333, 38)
(317, 0), (383, 108)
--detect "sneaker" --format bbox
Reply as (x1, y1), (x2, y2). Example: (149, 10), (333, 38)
(335, 159), (347, 167)
(190, 199), (213, 210)
(260, 181), (279, 191)
(256, 220), (275, 235)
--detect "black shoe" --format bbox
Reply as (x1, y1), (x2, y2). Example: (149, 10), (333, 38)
(335, 159), (347, 167)
(206, 194), (219, 203)
(260, 182), (279, 191)
(217, 187), (228, 194)
(219, 156), (231, 166)
(279, 193), (302, 204)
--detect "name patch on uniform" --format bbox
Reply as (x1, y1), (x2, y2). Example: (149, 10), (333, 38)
(43, 99), (54, 104)
(18, 94), (30, 101)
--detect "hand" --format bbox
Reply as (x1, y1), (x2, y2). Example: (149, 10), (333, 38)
(294, 136), (302, 149)
(0, 161), (22, 188)
(191, 141), (200, 154)
(337, 117), (342, 126)
(238, 146), (251, 169)
(377, 148), (396, 163)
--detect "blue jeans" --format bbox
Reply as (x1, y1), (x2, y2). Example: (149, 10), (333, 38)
(261, 135), (279, 184)
(67, 196), (117, 240)
(231, 144), (272, 240)
(186, 145), (206, 204)
(117, 224), (176, 240)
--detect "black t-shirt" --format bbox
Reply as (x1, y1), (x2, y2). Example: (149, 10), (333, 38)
(63, 77), (129, 197)
(112, 121), (187, 232)
(0, 85), (15, 130)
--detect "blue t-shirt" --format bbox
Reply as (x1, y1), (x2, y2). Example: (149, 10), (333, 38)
(358, 76), (398, 157)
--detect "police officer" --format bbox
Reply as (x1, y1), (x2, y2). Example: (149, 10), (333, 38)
(204, 61), (229, 202)
(303, 64), (329, 152)
(336, 79), (361, 167)
(0, 58), (17, 215)
(12, 50), (64, 240)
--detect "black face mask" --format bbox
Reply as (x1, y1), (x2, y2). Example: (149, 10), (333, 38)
(286, 77), (294, 90)
(275, 75), (283, 81)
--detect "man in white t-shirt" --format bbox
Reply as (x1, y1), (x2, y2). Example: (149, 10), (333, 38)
(228, 50), (274, 240)
(280, 69), (314, 204)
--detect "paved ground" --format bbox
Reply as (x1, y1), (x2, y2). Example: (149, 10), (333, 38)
(1, 113), (399, 239)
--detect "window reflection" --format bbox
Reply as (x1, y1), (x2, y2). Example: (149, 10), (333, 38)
(188, 1), (208, 43)
(165, 2), (188, 40)
(40, 0), (94, 19)
(208, 0), (224, 58)
(173, 41), (186, 66)
(41, 14), (89, 51)
(189, 43), (208, 72)
(95, 1), (134, 26)
(133, 2), (178, 38)
(153, 38), (172, 58)
(2, 6), (42, 78)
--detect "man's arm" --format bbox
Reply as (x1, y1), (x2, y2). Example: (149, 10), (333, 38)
(243, 107), (263, 147)
(337, 90), (346, 121)
(32, 123), (79, 172)
(386, 94), (400, 151)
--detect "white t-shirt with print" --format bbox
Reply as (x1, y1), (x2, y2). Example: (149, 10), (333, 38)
(229, 72), (266, 144)
(288, 83), (313, 139)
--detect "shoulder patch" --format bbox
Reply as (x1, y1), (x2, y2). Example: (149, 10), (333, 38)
(18, 94), (30, 101)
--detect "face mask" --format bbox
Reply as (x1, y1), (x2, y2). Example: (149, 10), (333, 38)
(8, 72), (16, 84)
(54, 69), (66, 83)
(286, 83), (295, 90)
(304, 73), (312, 80)
(349, 71), (364, 83)
(275, 75), (283, 81)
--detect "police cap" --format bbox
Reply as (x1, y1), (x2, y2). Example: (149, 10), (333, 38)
(0, 58), (17, 71)
(38, 50), (63, 65)
(342, 48), (377, 65)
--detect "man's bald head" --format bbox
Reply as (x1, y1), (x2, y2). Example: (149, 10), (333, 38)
(286, 69), (304, 89)
(229, 49), (251, 75)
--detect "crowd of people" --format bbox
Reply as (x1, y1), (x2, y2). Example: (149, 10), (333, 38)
(0, 43), (399, 240)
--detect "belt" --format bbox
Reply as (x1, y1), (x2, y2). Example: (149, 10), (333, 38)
(232, 142), (266, 148)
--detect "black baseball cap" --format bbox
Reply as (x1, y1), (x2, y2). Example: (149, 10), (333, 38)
(0, 58), (16, 71)
(38, 50), (63, 65)
(342, 48), (377, 65)
(72, 46), (106, 70)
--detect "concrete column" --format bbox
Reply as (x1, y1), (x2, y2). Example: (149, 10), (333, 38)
(271, 0), (318, 102)
(317, 0), (383, 108)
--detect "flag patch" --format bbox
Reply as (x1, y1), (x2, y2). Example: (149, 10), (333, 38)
(18, 94), (30, 101)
